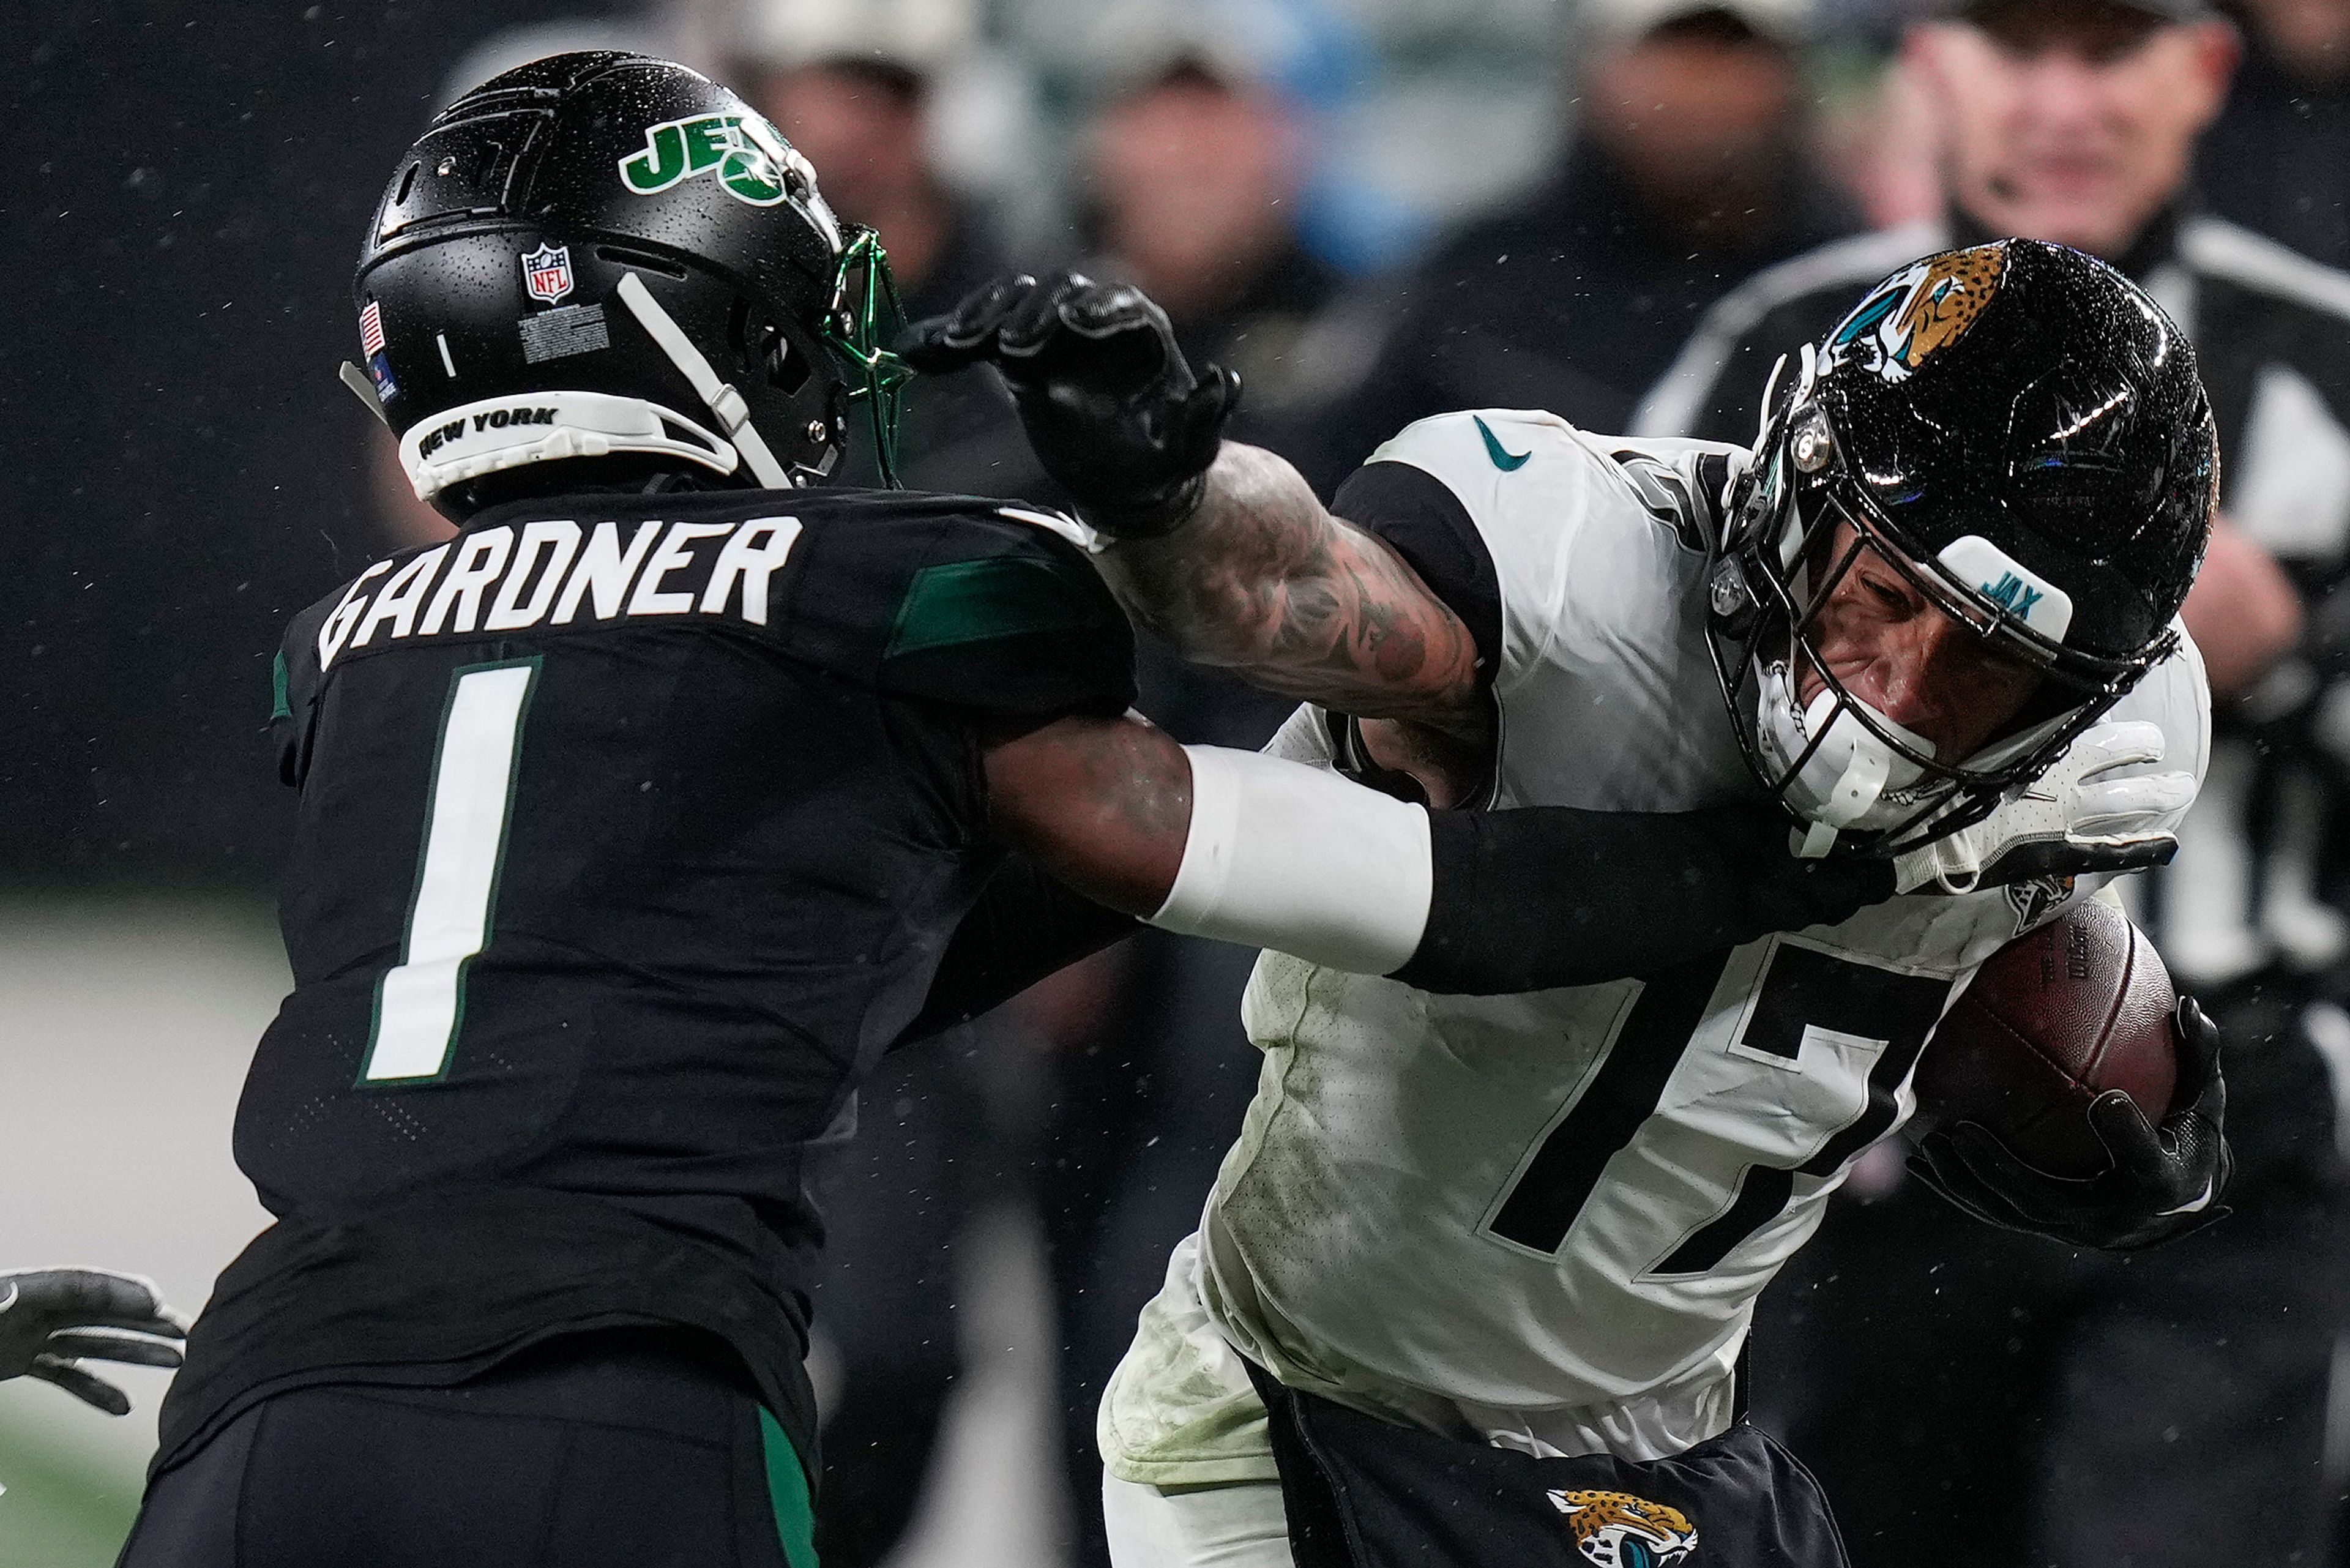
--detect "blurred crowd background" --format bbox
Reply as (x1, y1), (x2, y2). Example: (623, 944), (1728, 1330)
(12, 0), (2350, 1564)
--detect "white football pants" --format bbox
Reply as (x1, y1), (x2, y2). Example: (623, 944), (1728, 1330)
(1101, 1472), (1296, 1568)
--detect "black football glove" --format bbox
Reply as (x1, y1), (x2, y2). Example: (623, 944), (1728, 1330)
(0, 1267), (187, 1416)
(895, 271), (1242, 536)
(1908, 995), (2233, 1252)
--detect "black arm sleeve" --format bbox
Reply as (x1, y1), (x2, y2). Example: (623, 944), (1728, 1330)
(1331, 460), (1502, 685)
(1393, 803), (1898, 995)
(898, 854), (1143, 1048)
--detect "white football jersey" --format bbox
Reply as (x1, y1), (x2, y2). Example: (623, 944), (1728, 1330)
(1100, 409), (2210, 1485)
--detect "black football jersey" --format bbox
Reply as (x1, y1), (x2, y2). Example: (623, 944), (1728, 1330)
(244, 483), (1128, 1215)
(162, 485), (1132, 1474)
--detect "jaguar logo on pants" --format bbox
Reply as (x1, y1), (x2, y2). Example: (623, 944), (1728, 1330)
(1547, 1488), (1700, 1567)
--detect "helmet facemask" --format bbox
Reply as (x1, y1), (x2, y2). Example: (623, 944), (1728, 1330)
(1707, 356), (2173, 860)
(819, 227), (912, 488)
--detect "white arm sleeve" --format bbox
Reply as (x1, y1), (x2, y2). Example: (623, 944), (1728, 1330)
(1147, 745), (1433, 976)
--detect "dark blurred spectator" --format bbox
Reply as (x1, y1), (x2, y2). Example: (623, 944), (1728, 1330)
(741, 0), (1024, 495)
(1078, 23), (1343, 425)
(1291, 0), (1857, 491)
(1811, 28), (1947, 229)
(919, 15), (1349, 510)
(2203, 0), (2350, 266)
(1641, 3), (2350, 1564)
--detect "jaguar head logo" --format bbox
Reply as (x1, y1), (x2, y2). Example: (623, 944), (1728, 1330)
(1829, 244), (2007, 384)
(1548, 1488), (1699, 1567)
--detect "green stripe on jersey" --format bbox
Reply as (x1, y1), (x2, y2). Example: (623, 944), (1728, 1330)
(885, 555), (1105, 658)
(759, 1408), (820, 1568)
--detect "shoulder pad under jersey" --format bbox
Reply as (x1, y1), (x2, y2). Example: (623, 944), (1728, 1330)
(794, 493), (1136, 721)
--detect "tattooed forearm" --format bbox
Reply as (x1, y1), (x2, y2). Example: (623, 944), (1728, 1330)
(1095, 443), (1485, 731)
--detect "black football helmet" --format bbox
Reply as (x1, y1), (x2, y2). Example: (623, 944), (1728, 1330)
(1707, 238), (2217, 857)
(346, 51), (908, 516)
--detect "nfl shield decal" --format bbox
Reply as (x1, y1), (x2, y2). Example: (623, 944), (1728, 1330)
(522, 243), (575, 305)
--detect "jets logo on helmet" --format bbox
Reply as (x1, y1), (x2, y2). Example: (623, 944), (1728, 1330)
(345, 52), (908, 515)
(1706, 239), (2217, 859)
(617, 113), (809, 210)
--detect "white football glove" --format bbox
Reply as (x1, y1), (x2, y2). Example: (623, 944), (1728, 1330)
(0, 1267), (186, 1416)
(1893, 721), (2195, 895)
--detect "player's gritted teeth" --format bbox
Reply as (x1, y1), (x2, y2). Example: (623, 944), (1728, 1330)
(1793, 521), (2045, 763)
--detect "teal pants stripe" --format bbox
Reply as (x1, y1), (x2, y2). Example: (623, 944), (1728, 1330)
(759, 1408), (820, 1568)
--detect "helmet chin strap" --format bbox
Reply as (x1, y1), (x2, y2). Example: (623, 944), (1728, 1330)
(614, 272), (791, 489)
(340, 362), (390, 426)
(1794, 685), (1897, 858)
(396, 389), (742, 501)
(1753, 342), (1816, 450)
(1761, 676), (1939, 859)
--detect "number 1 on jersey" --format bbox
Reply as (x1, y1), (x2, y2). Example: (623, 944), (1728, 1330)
(360, 659), (541, 1084)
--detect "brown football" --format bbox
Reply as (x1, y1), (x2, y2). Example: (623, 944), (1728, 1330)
(1910, 898), (2179, 1179)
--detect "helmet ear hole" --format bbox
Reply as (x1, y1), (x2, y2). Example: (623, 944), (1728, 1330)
(758, 321), (811, 397)
(731, 300), (812, 397)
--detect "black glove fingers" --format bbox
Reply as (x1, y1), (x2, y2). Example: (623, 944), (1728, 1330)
(42, 1328), (184, 1368)
(32, 1309), (187, 1340)
(1905, 1138), (1981, 1208)
(946, 274), (1039, 347)
(893, 275), (1039, 372)
(2084, 1086), (2165, 1163)
(20, 1305), (190, 1339)
(1058, 279), (1163, 342)
(1912, 1130), (2018, 1213)
(890, 316), (964, 372)
(2152, 1103), (2231, 1204)
(28, 1354), (132, 1416)
(1947, 1118), (2100, 1193)
(61, 1311), (187, 1339)
(1906, 1137), (2044, 1234)
(902, 269), (1230, 527)
(4, 1267), (168, 1329)
(996, 271), (1091, 358)
(2173, 994), (2226, 1107)
(1177, 365), (1243, 448)
(2084, 1090), (2226, 1225)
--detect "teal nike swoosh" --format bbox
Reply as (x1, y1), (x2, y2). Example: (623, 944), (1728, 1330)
(1474, 415), (1530, 471)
